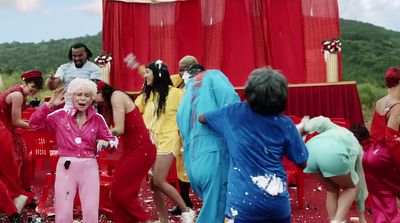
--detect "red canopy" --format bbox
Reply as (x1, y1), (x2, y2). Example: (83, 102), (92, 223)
(102, 0), (340, 91)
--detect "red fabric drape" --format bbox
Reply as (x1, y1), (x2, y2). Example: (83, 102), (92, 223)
(302, 0), (341, 82)
(265, 0), (306, 83)
(103, 0), (340, 91)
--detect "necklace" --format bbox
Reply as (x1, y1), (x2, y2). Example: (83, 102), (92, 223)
(76, 116), (86, 123)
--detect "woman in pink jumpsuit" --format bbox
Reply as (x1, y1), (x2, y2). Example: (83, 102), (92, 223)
(95, 81), (156, 223)
(362, 66), (400, 223)
(29, 78), (118, 223)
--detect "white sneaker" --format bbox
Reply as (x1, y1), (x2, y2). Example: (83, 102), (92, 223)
(13, 195), (28, 214)
(180, 208), (195, 223)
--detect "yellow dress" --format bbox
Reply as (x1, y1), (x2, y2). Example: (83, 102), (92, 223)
(135, 86), (183, 156)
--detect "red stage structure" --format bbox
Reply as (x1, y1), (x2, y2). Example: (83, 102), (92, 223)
(101, 0), (363, 124)
(102, 0), (342, 89)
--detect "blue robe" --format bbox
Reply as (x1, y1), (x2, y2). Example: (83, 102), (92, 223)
(176, 70), (240, 223)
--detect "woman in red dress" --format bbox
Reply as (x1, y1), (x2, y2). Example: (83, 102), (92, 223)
(362, 66), (400, 223)
(0, 70), (43, 222)
(95, 81), (156, 223)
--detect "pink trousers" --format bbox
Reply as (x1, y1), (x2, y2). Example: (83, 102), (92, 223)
(363, 145), (400, 223)
(55, 157), (99, 223)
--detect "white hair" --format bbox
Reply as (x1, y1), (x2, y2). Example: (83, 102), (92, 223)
(67, 78), (97, 99)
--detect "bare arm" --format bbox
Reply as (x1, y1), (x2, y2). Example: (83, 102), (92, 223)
(110, 91), (126, 136)
(9, 92), (30, 129)
(47, 76), (62, 90)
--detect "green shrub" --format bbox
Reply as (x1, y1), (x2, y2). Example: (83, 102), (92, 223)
(357, 83), (386, 108)
(357, 83), (386, 124)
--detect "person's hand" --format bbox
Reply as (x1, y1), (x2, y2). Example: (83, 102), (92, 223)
(48, 88), (65, 109)
(296, 115), (310, 137)
(96, 139), (109, 153)
(47, 75), (59, 90)
(124, 53), (140, 70)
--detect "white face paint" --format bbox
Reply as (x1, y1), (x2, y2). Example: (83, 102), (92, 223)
(182, 71), (191, 85)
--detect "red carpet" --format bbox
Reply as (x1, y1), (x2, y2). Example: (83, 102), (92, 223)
(5, 160), (373, 223)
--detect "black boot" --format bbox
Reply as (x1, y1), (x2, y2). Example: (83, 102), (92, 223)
(180, 181), (193, 209)
(8, 213), (23, 223)
(25, 199), (38, 209)
(168, 180), (193, 215)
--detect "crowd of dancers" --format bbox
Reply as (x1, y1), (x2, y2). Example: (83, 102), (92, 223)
(0, 42), (399, 223)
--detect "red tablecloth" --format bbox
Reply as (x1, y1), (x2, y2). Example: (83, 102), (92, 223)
(236, 81), (364, 125)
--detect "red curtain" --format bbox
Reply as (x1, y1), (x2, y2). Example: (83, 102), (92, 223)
(103, 0), (340, 91)
(302, 0), (341, 82)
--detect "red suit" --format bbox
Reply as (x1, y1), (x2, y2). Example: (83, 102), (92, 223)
(111, 108), (156, 223)
(363, 109), (400, 223)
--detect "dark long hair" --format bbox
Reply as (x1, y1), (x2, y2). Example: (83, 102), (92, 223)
(142, 60), (172, 116)
(97, 81), (134, 125)
(24, 76), (44, 90)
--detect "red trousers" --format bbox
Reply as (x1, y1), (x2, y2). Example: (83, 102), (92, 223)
(0, 180), (17, 216)
(111, 146), (156, 223)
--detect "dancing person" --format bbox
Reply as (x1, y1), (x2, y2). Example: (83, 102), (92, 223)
(198, 67), (308, 223)
(177, 66), (240, 222)
(29, 78), (118, 223)
(362, 66), (400, 223)
(95, 81), (156, 223)
(135, 60), (195, 223)
(303, 116), (368, 223)
(170, 55), (198, 89)
(0, 70), (43, 214)
(47, 42), (102, 108)
(168, 55), (198, 215)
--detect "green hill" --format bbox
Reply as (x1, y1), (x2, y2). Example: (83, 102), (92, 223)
(340, 19), (400, 86)
(0, 32), (102, 75)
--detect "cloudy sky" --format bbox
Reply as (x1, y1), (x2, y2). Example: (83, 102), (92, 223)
(0, 0), (399, 43)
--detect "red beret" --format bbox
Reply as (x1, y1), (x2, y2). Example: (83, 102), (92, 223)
(21, 70), (43, 80)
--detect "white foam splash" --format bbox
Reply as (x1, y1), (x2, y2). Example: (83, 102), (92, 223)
(230, 207), (238, 217)
(251, 174), (285, 196)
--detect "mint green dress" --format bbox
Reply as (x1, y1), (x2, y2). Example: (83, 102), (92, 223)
(304, 116), (368, 212)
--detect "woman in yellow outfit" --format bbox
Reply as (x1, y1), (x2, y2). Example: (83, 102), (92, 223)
(135, 60), (195, 223)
